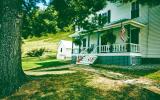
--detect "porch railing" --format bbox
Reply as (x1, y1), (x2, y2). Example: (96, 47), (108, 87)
(99, 43), (140, 53)
(73, 43), (140, 54)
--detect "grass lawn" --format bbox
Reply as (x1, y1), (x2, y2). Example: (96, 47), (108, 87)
(3, 57), (159, 100)
(22, 57), (70, 71)
(92, 64), (160, 81)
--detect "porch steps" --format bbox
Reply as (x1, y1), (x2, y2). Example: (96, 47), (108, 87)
(76, 55), (97, 65)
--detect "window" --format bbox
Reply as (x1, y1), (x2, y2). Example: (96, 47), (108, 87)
(108, 10), (111, 23)
(98, 10), (111, 25)
(131, 29), (140, 44)
(60, 48), (63, 52)
(98, 14), (102, 25)
(82, 38), (87, 47)
(131, 1), (139, 19)
(78, 26), (81, 31)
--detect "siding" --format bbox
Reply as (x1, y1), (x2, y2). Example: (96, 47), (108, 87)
(134, 5), (149, 58)
(98, 2), (131, 23)
(147, 6), (160, 58)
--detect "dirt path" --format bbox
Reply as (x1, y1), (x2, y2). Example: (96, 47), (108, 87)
(25, 64), (160, 94)
(71, 65), (160, 94)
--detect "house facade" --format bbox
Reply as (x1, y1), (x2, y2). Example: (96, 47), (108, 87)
(70, 0), (160, 65)
(57, 40), (72, 60)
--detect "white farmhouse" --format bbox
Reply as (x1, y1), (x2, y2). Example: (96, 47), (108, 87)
(70, 0), (160, 65)
(57, 40), (72, 60)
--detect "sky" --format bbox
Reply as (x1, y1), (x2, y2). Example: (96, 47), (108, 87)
(37, 0), (50, 10)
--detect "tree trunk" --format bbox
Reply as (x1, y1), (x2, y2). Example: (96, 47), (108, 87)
(0, 0), (26, 97)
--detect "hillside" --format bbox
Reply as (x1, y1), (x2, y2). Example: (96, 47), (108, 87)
(22, 32), (73, 58)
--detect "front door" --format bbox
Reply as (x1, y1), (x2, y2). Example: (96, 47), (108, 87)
(131, 29), (139, 44)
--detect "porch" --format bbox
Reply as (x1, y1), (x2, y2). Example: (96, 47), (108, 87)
(73, 43), (140, 54)
(71, 19), (145, 65)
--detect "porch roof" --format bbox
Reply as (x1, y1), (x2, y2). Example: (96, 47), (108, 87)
(69, 19), (145, 37)
(95, 19), (146, 32)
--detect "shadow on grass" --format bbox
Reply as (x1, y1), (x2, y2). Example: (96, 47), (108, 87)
(27, 60), (70, 71)
(38, 68), (70, 72)
(92, 64), (160, 77)
(6, 72), (160, 100)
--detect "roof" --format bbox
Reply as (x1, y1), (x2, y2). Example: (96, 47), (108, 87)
(69, 32), (80, 38)
(95, 19), (146, 32)
(58, 40), (72, 48)
(69, 19), (146, 37)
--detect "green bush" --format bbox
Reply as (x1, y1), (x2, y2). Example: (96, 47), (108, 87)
(26, 48), (45, 57)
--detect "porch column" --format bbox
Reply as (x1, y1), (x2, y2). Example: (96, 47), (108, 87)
(126, 25), (131, 52)
(72, 38), (73, 54)
(97, 32), (100, 53)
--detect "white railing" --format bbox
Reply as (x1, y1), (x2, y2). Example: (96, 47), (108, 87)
(99, 45), (110, 53)
(80, 47), (88, 54)
(91, 46), (98, 54)
(130, 43), (140, 53)
(73, 43), (140, 54)
(99, 43), (140, 53)
(113, 44), (127, 52)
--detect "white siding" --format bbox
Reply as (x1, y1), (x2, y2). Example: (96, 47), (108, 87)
(98, 2), (131, 23)
(57, 41), (72, 59)
(147, 6), (160, 58)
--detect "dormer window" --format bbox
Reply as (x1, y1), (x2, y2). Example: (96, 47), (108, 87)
(131, 1), (139, 19)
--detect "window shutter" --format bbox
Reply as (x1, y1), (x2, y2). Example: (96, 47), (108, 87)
(108, 10), (111, 23)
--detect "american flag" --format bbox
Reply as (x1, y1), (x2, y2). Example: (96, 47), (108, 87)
(120, 24), (126, 42)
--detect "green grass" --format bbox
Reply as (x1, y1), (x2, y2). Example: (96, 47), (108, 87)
(2, 57), (159, 99)
(92, 64), (160, 81)
(6, 68), (160, 100)
(22, 32), (73, 58)
(17, 31), (160, 99)
(24, 32), (72, 43)
(22, 57), (70, 71)
(146, 71), (160, 81)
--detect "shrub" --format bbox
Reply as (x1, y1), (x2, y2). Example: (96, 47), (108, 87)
(26, 48), (45, 58)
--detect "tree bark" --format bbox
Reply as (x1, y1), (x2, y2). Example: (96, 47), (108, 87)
(0, 0), (26, 97)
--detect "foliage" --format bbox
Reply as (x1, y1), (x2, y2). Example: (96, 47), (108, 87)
(51, 0), (107, 30)
(22, 0), (160, 38)
(101, 30), (116, 45)
(63, 24), (74, 32)
(26, 48), (45, 57)
(22, 6), (59, 38)
(73, 37), (82, 46)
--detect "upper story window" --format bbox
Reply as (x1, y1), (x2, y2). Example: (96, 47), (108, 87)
(108, 10), (111, 23)
(131, 1), (139, 19)
(98, 10), (111, 25)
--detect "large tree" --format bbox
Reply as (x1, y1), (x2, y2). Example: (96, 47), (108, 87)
(0, 0), (45, 97)
(0, 0), (26, 97)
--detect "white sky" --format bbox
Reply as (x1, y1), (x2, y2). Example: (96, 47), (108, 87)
(37, 0), (50, 10)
